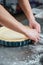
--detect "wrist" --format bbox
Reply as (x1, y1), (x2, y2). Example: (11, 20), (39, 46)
(26, 12), (35, 23)
(29, 15), (35, 22)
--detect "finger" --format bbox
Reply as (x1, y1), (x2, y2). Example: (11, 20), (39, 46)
(36, 35), (40, 44)
(37, 25), (41, 33)
(29, 24), (33, 28)
(33, 37), (39, 44)
(35, 38), (39, 43)
(38, 25), (41, 33)
(32, 36), (38, 42)
(37, 36), (40, 41)
(34, 34), (39, 42)
(36, 25), (41, 33)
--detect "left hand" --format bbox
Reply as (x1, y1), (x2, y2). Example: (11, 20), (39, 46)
(29, 20), (41, 33)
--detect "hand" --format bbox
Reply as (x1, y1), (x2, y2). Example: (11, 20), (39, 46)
(29, 20), (41, 33)
(25, 28), (40, 42)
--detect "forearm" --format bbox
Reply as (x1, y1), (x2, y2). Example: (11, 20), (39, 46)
(18, 0), (35, 22)
(0, 5), (27, 35)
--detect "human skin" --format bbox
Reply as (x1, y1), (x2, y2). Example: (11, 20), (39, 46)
(18, 0), (41, 33)
(0, 0), (40, 42)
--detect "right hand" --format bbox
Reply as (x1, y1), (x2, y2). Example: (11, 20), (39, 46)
(25, 28), (40, 42)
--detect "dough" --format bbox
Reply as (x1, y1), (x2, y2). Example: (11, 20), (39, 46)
(0, 27), (28, 42)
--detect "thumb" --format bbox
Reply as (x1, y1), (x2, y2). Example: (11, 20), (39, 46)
(29, 24), (33, 28)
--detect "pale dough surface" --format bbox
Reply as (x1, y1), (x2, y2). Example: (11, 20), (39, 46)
(0, 27), (28, 42)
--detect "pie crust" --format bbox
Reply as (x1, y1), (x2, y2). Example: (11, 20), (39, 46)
(0, 27), (28, 42)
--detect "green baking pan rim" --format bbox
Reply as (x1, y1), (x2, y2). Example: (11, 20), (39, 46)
(0, 39), (33, 47)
